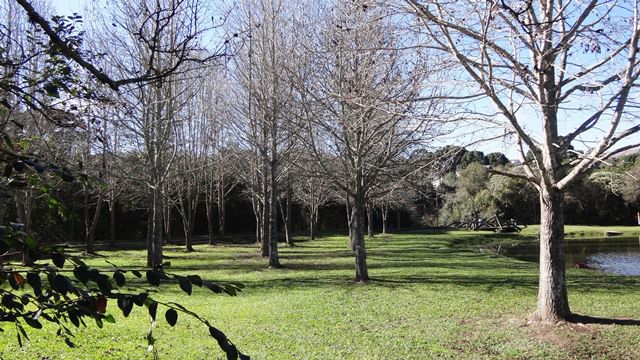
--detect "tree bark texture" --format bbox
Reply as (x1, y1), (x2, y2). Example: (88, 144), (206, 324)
(535, 187), (571, 322)
(351, 193), (369, 282)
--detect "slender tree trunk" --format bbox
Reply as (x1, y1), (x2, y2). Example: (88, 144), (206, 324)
(218, 179), (226, 242)
(286, 183), (293, 246)
(382, 204), (388, 234)
(309, 208), (315, 240)
(346, 193), (355, 251)
(206, 195), (215, 245)
(252, 195), (262, 245)
(85, 192), (103, 255)
(146, 204), (153, 268)
(535, 187), (570, 322)
(15, 191), (33, 266)
(396, 210), (401, 232)
(109, 197), (116, 249)
(268, 136), (281, 267)
(163, 201), (172, 245)
(352, 192), (369, 282)
(149, 181), (164, 270)
(366, 202), (374, 239)
(261, 154), (270, 257)
(183, 194), (195, 253)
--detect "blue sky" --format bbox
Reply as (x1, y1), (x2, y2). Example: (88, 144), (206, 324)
(48, 0), (639, 161)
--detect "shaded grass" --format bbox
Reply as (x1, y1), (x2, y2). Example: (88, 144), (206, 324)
(1, 229), (639, 359)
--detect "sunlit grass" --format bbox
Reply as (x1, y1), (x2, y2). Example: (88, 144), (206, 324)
(1, 229), (639, 359)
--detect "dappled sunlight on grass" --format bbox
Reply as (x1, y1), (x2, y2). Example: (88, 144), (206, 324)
(1, 230), (639, 359)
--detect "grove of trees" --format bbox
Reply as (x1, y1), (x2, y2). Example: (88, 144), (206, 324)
(2, 1), (640, 351)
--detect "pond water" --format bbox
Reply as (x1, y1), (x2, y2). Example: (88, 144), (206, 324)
(503, 237), (640, 276)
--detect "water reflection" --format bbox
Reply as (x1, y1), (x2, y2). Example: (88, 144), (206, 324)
(503, 236), (640, 276)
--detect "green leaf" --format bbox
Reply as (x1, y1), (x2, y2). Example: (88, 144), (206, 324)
(148, 301), (158, 322)
(64, 338), (76, 348)
(165, 308), (178, 326)
(103, 314), (116, 324)
(73, 265), (89, 283)
(133, 293), (148, 306)
(187, 275), (203, 287)
(209, 326), (229, 351)
(178, 276), (192, 295)
(51, 252), (65, 268)
(226, 344), (239, 360)
(117, 297), (133, 317)
(95, 317), (103, 328)
(24, 317), (42, 329)
(146, 270), (160, 286)
(96, 274), (112, 295)
(26, 273), (42, 297)
(204, 281), (223, 294)
(113, 271), (125, 287)
(68, 311), (80, 327)
(24, 236), (38, 250)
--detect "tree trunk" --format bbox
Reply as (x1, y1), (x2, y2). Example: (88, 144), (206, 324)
(309, 208), (315, 240)
(382, 204), (388, 234)
(109, 197), (116, 249)
(268, 152), (281, 268)
(85, 191), (103, 255)
(146, 206), (153, 268)
(15, 191), (33, 266)
(396, 210), (401, 232)
(261, 162), (270, 257)
(163, 201), (172, 245)
(352, 192), (369, 282)
(218, 180), (226, 242)
(206, 195), (215, 245)
(149, 185), (164, 270)
(285, 183), (293, 246)
(535, 187), (570, 322)
(182, 194), (195, 253)
(366, 202), (374, 239)
(346, 194), (355, 251)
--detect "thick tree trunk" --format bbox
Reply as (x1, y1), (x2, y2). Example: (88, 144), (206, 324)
(352, 193), (369, 282)
(535, 187), (571, 322)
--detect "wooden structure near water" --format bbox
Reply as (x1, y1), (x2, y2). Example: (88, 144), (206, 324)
(453, 215), (526, 233)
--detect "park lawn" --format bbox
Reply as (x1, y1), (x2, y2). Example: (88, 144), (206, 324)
(1, 229), (640, 359)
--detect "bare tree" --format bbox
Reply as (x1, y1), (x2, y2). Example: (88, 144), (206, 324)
(406, 0), (640, 322)
(87, 0), (219, 269)
(293, 0), (446, 282)
(228, 0), (300, 267)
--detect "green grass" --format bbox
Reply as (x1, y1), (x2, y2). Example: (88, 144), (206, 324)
(2, 228), (640, 359)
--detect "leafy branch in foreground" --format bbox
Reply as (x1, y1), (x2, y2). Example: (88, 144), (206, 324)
(0, 229), (249, 359)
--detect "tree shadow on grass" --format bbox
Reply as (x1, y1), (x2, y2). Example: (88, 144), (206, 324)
(568, 314), (640, 326)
